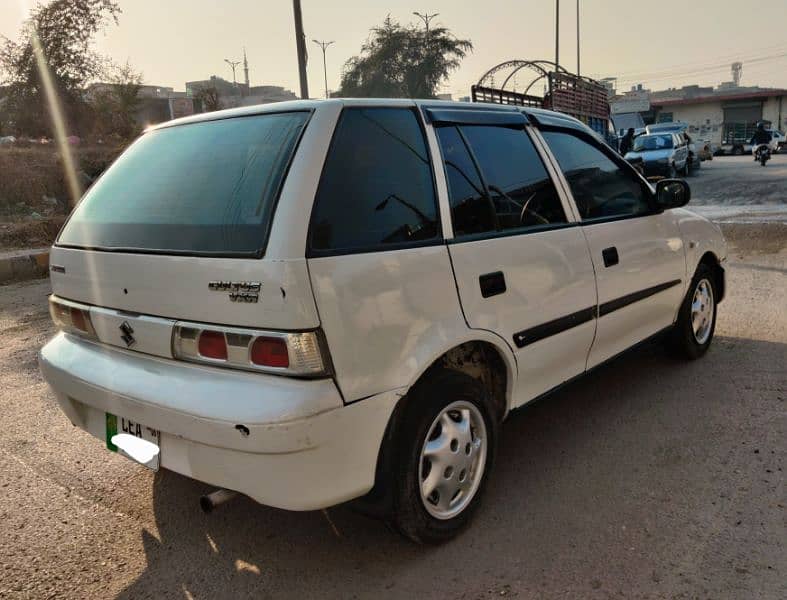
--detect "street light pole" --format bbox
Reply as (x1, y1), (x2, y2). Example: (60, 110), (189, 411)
(555, 0), (560, 69)
(312, 39), (334, 99)
(576, 0), (580, 77)
(224, 58), (241, 88)
(292, 0), (310, 99)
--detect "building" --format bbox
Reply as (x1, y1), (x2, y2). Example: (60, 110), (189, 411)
(650, 88), (786, 148)
(85, 82), (195, 127)
(186, 75), (247, 98)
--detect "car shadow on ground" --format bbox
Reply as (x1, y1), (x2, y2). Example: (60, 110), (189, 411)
(116, 334), (785, 599)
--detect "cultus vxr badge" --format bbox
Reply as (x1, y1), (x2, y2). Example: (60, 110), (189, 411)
(208, 281), (261, 303)
(119, 321), (136, 347)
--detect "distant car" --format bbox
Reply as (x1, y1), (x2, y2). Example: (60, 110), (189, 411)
(0, 135), (16, 146)
(625, 133), (689, 177)
(646, 122), (701, 171)
(768, 130), (785, 153)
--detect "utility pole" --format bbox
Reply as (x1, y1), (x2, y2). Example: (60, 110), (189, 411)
(576, 0), (580, 76)
(243, 47), (250, 88)
(312, 39), (334, 99)
(292, 0), (309, 99)
(224, 58), (241, 89)
(555, 0), (560, 69)
(412, 11), (439, 32)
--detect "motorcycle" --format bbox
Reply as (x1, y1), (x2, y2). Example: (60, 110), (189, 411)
(753, 144), (771, 166)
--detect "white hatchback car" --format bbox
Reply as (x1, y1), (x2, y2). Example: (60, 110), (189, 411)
(40, 99), (727, 543)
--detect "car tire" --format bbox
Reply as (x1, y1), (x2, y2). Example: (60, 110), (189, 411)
(391, 368), (498, 544)
(668, 164), (677, 178)
(681, 161), (689, 177)
(670, 264), (717, 360)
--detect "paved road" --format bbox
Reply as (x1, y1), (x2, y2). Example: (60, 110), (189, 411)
(686, 154), (787, 223)
(0, 188), (785, 598)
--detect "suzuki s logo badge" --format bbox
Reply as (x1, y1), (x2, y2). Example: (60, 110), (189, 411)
(119, 321), (136, 348)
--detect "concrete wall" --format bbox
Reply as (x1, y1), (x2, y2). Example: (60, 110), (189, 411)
(763, 96), (786, 132)
(660, 102), (726, 146)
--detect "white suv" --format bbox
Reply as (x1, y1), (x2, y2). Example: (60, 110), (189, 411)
(40, 99), (727, 543)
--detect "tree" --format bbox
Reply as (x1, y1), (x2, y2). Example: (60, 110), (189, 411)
(0, 0), (121, 136)
(89, 61), (143, 139)
(193, 86), (221, 112)
(338, 16), (472, 98)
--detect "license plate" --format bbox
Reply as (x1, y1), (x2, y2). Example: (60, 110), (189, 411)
(105, 413), (161, 471)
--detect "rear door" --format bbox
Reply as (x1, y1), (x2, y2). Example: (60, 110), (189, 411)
(305, 105), (467, 402)
(540, 128), (686, 368)
(430, 110), (597, 407)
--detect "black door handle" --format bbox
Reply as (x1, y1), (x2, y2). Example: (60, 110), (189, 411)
(479, 271), (506, 298)
(602, 247), (619, 267)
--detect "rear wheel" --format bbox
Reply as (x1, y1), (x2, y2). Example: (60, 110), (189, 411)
(391, 369), (497, 544)
(670, 264), (717, 359)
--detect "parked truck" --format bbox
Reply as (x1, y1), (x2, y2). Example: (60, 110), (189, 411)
(471, 62), (616, 148)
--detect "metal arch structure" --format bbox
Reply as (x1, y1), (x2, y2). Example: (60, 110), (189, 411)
(470, 58), (613, 143)
(475, 60), (568, 92)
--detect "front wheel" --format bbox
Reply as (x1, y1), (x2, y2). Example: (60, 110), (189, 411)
(391, 369), (497, 544)
(670, 264), (717, 359)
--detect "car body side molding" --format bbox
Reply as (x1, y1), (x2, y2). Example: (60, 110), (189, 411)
(513, 306), (596, 348)
(512, 279), (682, 348)
(598, 279), (682, 317)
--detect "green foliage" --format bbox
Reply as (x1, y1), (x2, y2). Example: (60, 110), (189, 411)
(193, 85), (221, 112)
(338, 16), (472, 98)
(0, 0), (121, 136)
(89, 61), (143, 139)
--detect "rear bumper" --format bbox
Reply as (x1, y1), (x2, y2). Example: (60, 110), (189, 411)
(39, 333), (400, 510)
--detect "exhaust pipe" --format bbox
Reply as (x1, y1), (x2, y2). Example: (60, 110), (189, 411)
(200, 489), (238, 513)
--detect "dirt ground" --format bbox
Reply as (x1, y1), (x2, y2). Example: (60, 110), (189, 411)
(0, 164), (785, 598)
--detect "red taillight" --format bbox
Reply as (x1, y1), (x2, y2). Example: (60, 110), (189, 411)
(198, 330), (228, 360)
(250, 337), (289, 368)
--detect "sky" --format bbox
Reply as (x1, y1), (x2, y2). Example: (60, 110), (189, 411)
(2, 0), (787, 98)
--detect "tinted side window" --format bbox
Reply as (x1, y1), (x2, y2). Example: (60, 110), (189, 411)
(310, 108), (438, 253)
(543, 131), (651, 220)
(434, 126), (494, 235)
(436, 125), (566, 236)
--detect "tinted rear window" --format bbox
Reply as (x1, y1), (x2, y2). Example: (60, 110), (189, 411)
(58, 111), (309, 256)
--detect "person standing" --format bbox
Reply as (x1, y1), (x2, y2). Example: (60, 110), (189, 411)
(619, 128), (635, 156)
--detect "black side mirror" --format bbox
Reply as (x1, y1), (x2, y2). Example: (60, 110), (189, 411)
(655, 178), (690, 209)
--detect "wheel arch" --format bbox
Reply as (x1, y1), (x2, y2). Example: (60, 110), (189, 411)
(698, 250), (725, 303)
(354, 334), (516, 516)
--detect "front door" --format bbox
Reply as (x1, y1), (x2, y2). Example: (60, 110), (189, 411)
(540, 129), (686, 368)
(431, 115), (598, 407)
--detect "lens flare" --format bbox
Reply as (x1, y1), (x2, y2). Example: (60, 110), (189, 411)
(29, 29), (82, 208)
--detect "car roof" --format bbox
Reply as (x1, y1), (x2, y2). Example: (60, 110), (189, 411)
(148, 98), (591, 133)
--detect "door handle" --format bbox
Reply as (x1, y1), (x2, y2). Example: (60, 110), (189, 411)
(602, 247), (619, 267)
(479, 271), (506, 298)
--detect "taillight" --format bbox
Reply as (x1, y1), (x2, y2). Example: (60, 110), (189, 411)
(250, 337), (289, 368)
(173, 323), (329, 377)
(198, 330), (228, 360)
(49, 296), (97, 340)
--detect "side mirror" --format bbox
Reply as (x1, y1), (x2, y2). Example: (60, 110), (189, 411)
(655, 178), (691, 209)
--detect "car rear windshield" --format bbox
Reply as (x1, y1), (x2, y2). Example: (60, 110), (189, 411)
(633, 134), (673, 152)
(57, 111), (310, 256)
